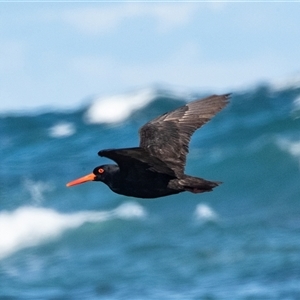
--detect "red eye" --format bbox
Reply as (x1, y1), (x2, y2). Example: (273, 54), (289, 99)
(98, 168), (104, 174)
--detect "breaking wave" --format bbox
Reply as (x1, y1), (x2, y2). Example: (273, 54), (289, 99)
(0, 202), (146, 259)
(84, 88), (156, 124)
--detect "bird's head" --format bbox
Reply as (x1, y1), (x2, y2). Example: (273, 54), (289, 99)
(66, 164), (118, 187)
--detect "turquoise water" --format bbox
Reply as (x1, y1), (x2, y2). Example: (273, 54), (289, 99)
(1, 85), (300, 299)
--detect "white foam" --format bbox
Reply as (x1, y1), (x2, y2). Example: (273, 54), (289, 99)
(23, 179), (53, 205)
(194, 203), (218, 222)
(277, 137), (300, 167)
(112, 201), (147, 219)
(48, 122), (75, 138)
(0, 202), (145, 259)
(291, 96), (300, 119)
(270, 73), (300, 92)
(84, 88), (156, 124)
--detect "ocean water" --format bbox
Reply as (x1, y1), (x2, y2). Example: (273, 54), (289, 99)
(1, 84), (300, 299)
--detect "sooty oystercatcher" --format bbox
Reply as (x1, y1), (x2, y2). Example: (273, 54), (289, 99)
(67, 94), (230, 198)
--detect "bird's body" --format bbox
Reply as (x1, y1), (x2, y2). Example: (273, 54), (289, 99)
(67, 94), (230, 199)
(94, 160), (177, 198)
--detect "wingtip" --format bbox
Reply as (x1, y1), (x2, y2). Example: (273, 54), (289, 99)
(206, 93), (231, 103)
(220, 93), (231, 105)
(223, 93), (232, 99)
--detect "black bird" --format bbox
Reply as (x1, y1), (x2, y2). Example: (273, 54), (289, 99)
(67, 94), (230, 198)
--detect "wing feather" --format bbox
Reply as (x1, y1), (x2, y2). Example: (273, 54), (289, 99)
(139, 94), (230, 176)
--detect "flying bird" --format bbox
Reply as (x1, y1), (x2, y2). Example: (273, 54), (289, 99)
(67, 94), (230, 198)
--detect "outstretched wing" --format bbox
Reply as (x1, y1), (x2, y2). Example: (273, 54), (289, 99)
(98, 147), (176, 177)
(139, 94), (230, 176)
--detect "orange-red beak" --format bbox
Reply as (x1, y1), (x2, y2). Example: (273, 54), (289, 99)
(66, 173), (96, 187)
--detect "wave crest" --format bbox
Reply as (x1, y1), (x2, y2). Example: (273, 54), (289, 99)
(49, 122), (76, 138)
(194, 203), (218, 222)
(84, 88), (156, 124)
(0, 202), (146, 259)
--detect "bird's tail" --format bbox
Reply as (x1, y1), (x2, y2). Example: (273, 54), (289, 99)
(169, 176), (221, 194)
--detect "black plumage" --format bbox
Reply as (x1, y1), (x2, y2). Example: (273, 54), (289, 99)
(67, 94), (230, 198)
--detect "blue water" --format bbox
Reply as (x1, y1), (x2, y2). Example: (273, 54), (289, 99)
(1, 84), (300, 299)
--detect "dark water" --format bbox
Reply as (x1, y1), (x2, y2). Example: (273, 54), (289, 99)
(1, 84), (300, 299)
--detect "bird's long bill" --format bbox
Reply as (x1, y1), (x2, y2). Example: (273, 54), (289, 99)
(66, 173), (96, 187)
